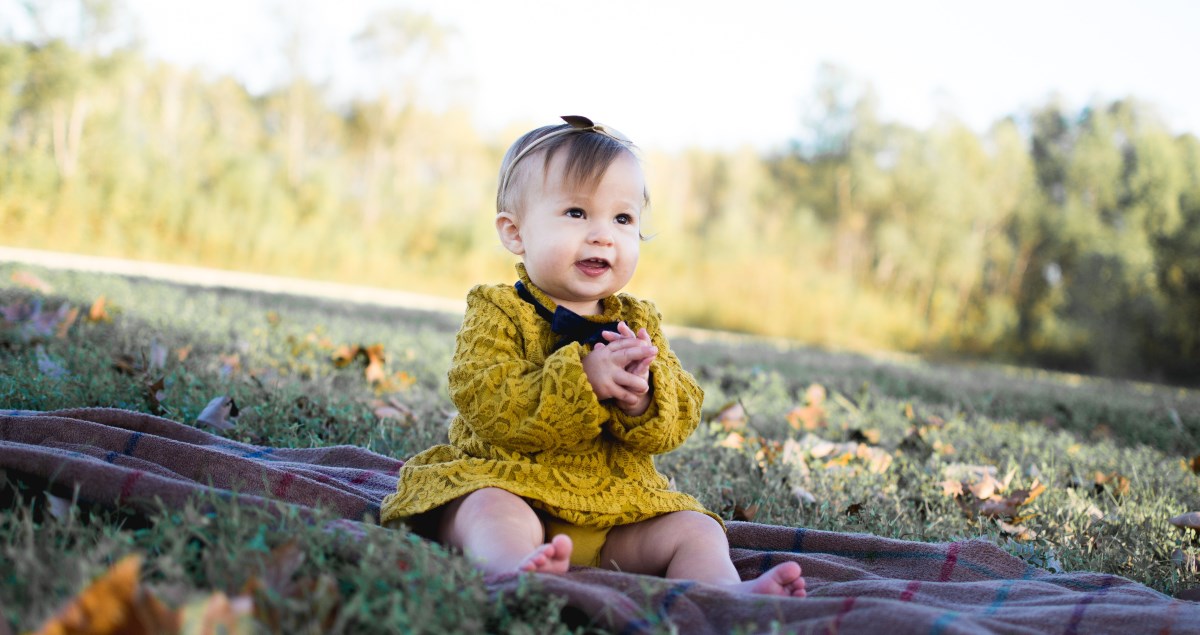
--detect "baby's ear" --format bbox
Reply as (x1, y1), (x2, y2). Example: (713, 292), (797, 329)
(495, 212), (525, 255)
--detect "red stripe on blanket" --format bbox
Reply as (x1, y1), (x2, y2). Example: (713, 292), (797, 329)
(273, 472), (296, 498)
(900, 580), (921, 602)
(938, 543), (960, 582)
(1160, 599), (1182, 635)
(350, 470), (373, 485)
(119, 471), (144, 499)
(832, 596), (856, 630)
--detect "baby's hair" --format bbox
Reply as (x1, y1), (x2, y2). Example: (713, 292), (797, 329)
(496, 117), (651, 223)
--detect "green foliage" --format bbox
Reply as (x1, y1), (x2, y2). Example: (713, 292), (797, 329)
(0, 30), (1198, 384)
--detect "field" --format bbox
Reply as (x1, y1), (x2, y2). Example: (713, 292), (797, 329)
(2, 262), (1200, 633)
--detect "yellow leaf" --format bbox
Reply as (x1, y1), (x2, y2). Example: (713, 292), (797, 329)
(87, 296), (110, 323)
(713, 401), (747, 431)
(35, 555), (179, 635)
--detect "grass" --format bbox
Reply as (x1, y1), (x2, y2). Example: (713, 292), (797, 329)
(2, 262), (1200, 633)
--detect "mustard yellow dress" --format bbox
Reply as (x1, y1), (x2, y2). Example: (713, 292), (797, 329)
(380, 264), (713, 530)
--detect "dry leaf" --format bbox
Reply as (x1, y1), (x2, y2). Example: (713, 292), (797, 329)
(87, 296), (110, 323)
(904, 403), (915, 420)
(364, 344), (386, 384)
(12, 270), (53, 293)
(196, 396), (238, 431)
(733, 503), (759, 521)
(967, 472), (1002, 500)
(34, 554), (178, 635)
(331, 345), (359, 368)
(717, 431), (745, 450)
(713, 401), (747, 431)
(844, 502), (864, 517)
(998, 521), (1038, 541)
(1093, 471), (1130, 497)
(44, 492), (73, 522)
(372, 397), (413, 422)
(179, 592), (254, 635)
(1170, 511), (1200, 530)
(176, 345), (192, 362)
(55, 306), (80, 339)
(939, 479), (964, 497)
(1173, 549), (1200, 573)
(145, 377), (166, 415)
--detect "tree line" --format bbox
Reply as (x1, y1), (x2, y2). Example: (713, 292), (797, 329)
(1, 13), (1197, 385)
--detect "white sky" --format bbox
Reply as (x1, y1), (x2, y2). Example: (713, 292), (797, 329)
(97, 0), (1200, 150)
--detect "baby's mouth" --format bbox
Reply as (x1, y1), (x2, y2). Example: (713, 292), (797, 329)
(576, 258), (610, 275)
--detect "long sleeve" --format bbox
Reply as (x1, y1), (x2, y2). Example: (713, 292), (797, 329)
(604, 306), (704, 455)
(447, 289), (607, 455)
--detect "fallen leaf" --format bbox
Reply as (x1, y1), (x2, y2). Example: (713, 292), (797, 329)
(967, 472), (1002, 500)
(717, 431), (745, 450)
(733, 503), (759, 521)
(754, 438), (783, 468)
(998, 521), (1038, 541)
(87, 296), (110, 322)
(176, 345), (192, 362)
(145, 377), (166, 414)
(33, 554), (178, 635)
(375, 370), (415, 394)
(197, 396), (239, 431)
(36, 345), (69, 379)
(844, 502), (864, 517)
(1170, 511), (1200, 531)
(1173, 549), (1199, 573)
(331, 345), (359, 368)
(847, 428), (881, 444)
(904, 403), (915, 420)
(1094, 471), (1130, 497)
(939, 479), (964, 497)
(12, 271), (53, 293)
(55, 306), (80, 339)
(805, 383), (827, 407)
(713, 401), (747, 431)
(372, 397), (413, 422)
(364, 344), (386, 384)
(179, 592), (254, 635)
(44, 492), (73, 522)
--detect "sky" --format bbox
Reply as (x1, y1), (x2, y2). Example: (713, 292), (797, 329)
(91, 0), (1200, 151)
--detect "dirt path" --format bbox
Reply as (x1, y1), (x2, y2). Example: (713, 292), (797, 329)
(0, 246), (466, 314)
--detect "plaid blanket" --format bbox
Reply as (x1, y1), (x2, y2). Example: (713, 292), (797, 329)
(3, 408), (1197, 634)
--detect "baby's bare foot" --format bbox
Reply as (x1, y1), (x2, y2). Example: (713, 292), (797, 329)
(729, 561), (806, 598)
(516, 534), (573, 574)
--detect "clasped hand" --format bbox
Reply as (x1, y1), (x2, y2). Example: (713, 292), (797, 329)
(581, 321), (656, 416)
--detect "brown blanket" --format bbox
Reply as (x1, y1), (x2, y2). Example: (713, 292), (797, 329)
(3, 408), (1197, 634)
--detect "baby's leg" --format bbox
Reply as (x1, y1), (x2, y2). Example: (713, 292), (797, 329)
(600, 511), (805, 598)
(438, 488), (573, 576)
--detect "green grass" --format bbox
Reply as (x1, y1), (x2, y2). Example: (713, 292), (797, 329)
(2, 262), (1200, 633)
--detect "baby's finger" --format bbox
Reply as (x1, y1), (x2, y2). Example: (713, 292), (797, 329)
(617, 321), (637, 338)
(636, 327), (651, 342)
(614, 371), (650, 395)
(601, 329), (624, 342)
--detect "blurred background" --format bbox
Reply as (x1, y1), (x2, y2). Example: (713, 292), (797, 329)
(1, 0), (1198, 384)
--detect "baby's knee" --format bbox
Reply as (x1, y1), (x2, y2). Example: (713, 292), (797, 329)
(460, 488), (536, 521)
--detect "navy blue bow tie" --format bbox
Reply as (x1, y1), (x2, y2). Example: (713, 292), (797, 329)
(515, 281), (622, 351)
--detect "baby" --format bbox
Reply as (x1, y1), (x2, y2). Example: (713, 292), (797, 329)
(381, 116), (804, 597)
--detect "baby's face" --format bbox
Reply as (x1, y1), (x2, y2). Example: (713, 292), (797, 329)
(504, 150), (645, 316)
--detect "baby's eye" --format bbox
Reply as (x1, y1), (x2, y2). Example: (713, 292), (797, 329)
(615, 213), (635, 225)
(565, 207), (585, 218)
